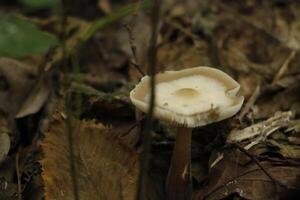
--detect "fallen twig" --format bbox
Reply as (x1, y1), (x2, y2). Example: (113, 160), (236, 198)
(238, 84), (261, 122)
(124, 23), (146, 76)
(16, 150), (22, 200)
(272, 50), (297, 85)
(120, 116), (146, 137)
(136, 0), (160, 199)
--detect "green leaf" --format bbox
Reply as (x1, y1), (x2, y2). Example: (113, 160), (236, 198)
(80, 0), (152, 44)
(18, 0), (56, 9)
(0, 14), (58, 58)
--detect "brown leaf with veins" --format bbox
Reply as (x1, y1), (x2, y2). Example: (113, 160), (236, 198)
(41, 112), (139, 200)
(195, 149), (300, 200)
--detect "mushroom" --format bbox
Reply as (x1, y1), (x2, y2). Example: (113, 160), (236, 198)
(130, 66), (244, 200)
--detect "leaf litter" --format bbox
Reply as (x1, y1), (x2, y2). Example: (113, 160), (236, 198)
(0, 0), (300, 200)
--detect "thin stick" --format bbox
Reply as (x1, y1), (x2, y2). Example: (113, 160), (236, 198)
(238, 84), (261, 122)
(136, 0), (160, 199)
(65, 99), (80, 200)
(57, 0), (80, 199)
(120, 116), (146, 137)
(124, 24), (146, 76)
(272, 50), (296, 84)
(16, 150), (22, 200)
(131, 62), (146, 76)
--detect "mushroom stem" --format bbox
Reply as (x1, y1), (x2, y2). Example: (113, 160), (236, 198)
(166, 126), (192, 200)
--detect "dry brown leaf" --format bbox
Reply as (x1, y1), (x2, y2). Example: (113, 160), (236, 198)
(15, 78), (50, 118)
(0, 58), (36, 115)
(41, 112), (139, 200)
(0, 134), (10, 164)
(0, 57), (51, 118)
(256, 85), (300, 118)
(98, 0), (112, 14)
(0, 117), (10, 164)
(195, 149), (300, 200)
(268, 140), (300, 159)
(286, 120), (300, 132)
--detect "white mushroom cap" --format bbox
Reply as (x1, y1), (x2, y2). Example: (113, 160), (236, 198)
(130, 66), (244, 128)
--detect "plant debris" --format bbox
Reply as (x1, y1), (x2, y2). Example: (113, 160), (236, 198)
(0, 0), (300, 199)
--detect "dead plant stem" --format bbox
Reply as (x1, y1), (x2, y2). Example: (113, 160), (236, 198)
(120, 116), (146, 137)
(124, 24), (145, 76)
(272, 50), (297, 84)
(57, 0), (80, 199)
(136, 0), (160, 199)
(16, 150), (22, 200)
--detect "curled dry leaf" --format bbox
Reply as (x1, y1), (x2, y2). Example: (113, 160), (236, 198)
(0, 57), (50, 118)
(41, 111), (139, 200)
(0, 58), (36, 115)
(15, 77), (50, 118)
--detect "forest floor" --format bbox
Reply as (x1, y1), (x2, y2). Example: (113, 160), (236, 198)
(0, 0), (300, 199)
